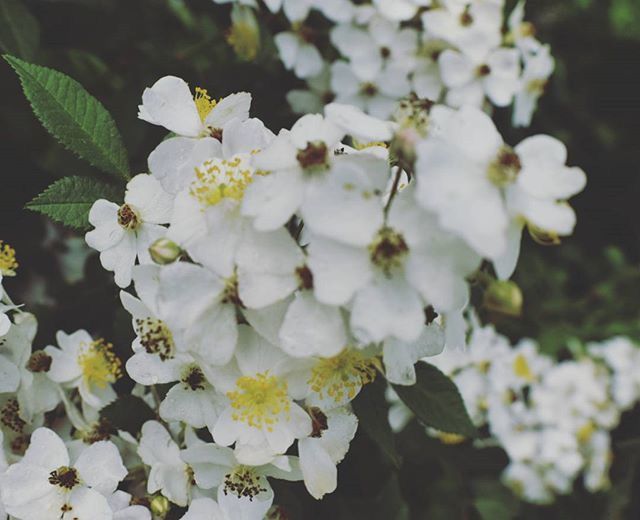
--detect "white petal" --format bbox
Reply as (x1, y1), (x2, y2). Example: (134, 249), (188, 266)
(206, 92), (252, 128)
(299, 438), (337, 499)
(75, 441), (127, 495)
(125, 174), (174, 224)
(22, 427), (69, 470)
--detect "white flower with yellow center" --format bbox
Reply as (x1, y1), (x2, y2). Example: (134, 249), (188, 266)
(180, 439), (302, 519)
(85, 174), (174, 288)
(0, 427), (126, 520)
(512, 45), (555, 128)
(210, 326), (311, 466)
(107, 490), (151, 520)
(45, 330), (122, 410)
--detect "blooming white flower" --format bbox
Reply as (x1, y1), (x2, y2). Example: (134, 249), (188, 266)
(45, 330), (122, 410)
(0, 427), (126, 520)
(512, 44), (555, 127)
(275, 31), (324, 79)
(373, 0), (432, 21)
(210, 326), (311, 465)
(298, 406), (358, 499)
(107, 490), (151, 520)
(85, 174), (173, 288)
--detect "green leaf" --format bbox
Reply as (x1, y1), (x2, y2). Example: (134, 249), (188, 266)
(0, 0), (39, 61)
(101, 395), (155, 437)
(26, 176), (122, 230)
(3, 54), (130, 178)
(352, 378), (401, 468)
(610, 0), (640, 40)
(392, 362), (476, 437)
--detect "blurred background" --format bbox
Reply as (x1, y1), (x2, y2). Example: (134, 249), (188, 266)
(1, 0), (640, 518)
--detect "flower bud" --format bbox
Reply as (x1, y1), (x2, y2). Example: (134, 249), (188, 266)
(227, 5), (260, 61)
(150, 495), (170, 517)
(149, 238), (182, 265)
(483, 280), (523, 317)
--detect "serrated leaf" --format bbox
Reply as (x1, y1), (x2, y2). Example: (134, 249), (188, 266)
(392, 362), (476, 437)
(26, 176), (122, 230)
(4, 54), (130, 178)
(101, 395), (155, 437)
(352, 377), (401, 468)
(0, 0), (39, 61)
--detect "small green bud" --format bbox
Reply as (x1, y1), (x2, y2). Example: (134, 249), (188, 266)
(150, 495), (170, 517)
(483, 280), (523, 317)
(149, 238), (182, 265)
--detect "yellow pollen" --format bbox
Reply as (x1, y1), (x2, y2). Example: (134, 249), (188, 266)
(194, 87), (217, 122)
(577, 421), (596, 443)
(228, 372), (290, 431)
(0, 242), (18, 276)
(77, 339), (122, 389)
(437, 432), (466, 445)
(512, 354), (534, 382)
(527, 78), (547, 95)
(308, 349), (380, 403)
(190, 155), (254, 207)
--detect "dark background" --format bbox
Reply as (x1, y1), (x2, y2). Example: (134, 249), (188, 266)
(1, 0), (640, 518)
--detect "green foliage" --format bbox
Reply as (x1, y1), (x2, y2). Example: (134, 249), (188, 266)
(352, 377), (401, 468)
(0, 0), (39, 61)
(610, 0), (640, 40)
(26, 176), (122, 230)
(392, 363), (476, 438)
(3, 55), (130, 179)
(101, 394), (156, 437)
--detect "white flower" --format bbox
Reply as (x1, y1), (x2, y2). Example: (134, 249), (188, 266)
(107, 490), (151, 520)
(438, 47), (520, 108)
(210, 326), (311, 465)
(180, 441), (302, 519)
(0, 428), (126, 520)
(512, 45), (555, 127)
(495, 135), (586, 279)
(275, 32), (324, 79)
(507, 0), (542, 56)
(45, 330), (122, 410)
(298, 407), (358, 499)
(241, 113), (345, 231)
(179, 497), (228, 520)
(287, 67), (333, 115)
(85, 174), (173, 288)
(414, 105), (512, 259)
(373, 0), (432, 21)
(137, 421), (191, 506)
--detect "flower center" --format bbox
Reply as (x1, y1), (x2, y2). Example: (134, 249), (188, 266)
(487, 146), (522, 187)
(77, 339), (122, 389)
(228, 372), (290, 430)
(1, 399), (25, 433)
(512, 354), (535, 382)
(0, 241), (18, 276)
(527, 78), (548, 95)
(369, 227), (409, 275)
(48, 466), (80, 490)
(360, 82), (378, 97)
(194, 87), (217, 123)
(460, 7), (474, 26)
(26, 351), (52, 373)
(190, 155), (254, 207)
(223, 466), (267, 500)
(227, 14), (260, 61)
(81, 417), (115, 444)
(181, 365), (207, 391)
(135, 317), (176, 360)
(308, 407), (328, 438)
(295, 265), (314, 290)
(476, 64), (491, 77)
(308, 349), (379, 403)
(117, 204), (140, 230)
(296, 141), (329, 172)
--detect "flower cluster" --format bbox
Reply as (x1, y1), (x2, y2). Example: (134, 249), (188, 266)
(215, 0), (554, 127)
(0, 244), (151, 519)
(389, 325), (640, 504)
(66, 73), (584, 518)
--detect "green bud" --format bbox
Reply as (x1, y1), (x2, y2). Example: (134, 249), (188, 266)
(483, 280), (523, 317)
(150, 495), (170, 517)
(149, 238), (182, 265)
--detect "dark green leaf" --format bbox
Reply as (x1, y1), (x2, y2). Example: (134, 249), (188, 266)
(0, 0), (39, 61)
(4, 54), (130, 178)
(352, 377), (401, 468)
(392, 362), (476, 437)
(26, 176), (122, 230)
(101, 394), (155, 437)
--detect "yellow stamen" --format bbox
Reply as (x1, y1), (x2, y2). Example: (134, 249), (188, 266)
(308, 349), (380, 403)
(190, 155), (254, 207)
(194, 87), (217, 123)
(437, 432), (466, 445)
(512, 353), (534, 382)
(78, 339), (122, 389)
(228, 372), (290, 431)
(0, 241), (18, 276)
(577, 421), (596, 443)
